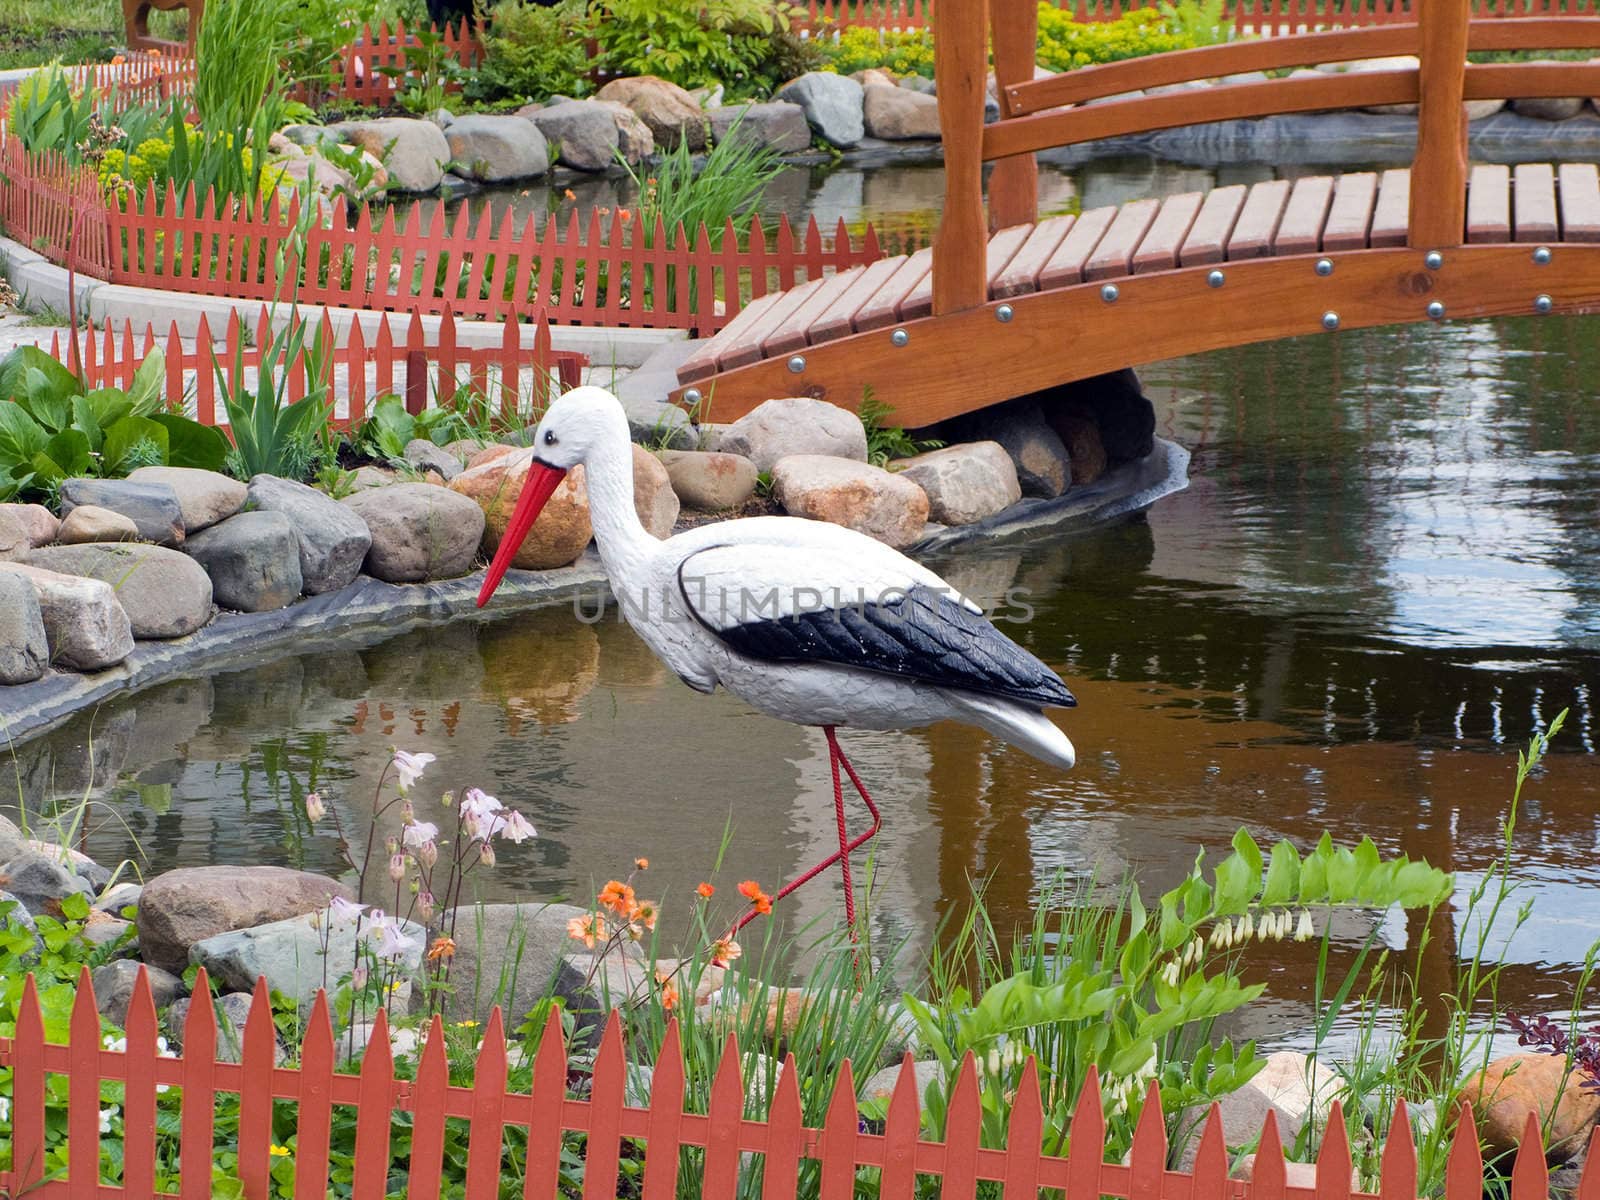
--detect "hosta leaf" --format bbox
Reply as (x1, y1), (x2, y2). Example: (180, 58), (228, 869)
(154, 413), (229, 472)
(102, 416), (169, 475)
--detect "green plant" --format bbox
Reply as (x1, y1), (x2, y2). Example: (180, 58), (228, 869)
(0, 345), (229, 501)
(216, 319), (334, 481)
(192, 0), (291, 197)
(276, 0), (386, 100)
(619, 111), (781, 249)
(860, 389), (943, 466)
(4, 64), (99, 158)
(468, 0), (590, 103)
(379, 24), (471, 115)
(1035, 0), (1225, 73)
(820, 25), (935, 79)
(586, 0), (794, 93)
(351, 390), (495, 464)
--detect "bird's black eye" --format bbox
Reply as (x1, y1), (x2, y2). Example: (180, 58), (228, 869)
(544, 430), (558, 446)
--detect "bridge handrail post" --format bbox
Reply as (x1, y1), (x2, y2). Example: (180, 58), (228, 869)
(1407, 0), (1470, 249)
(933, 0), (991, 315)
(988, 0), (1040, 230)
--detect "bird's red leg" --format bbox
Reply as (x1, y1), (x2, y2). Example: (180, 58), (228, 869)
(725, 726), (883, 940)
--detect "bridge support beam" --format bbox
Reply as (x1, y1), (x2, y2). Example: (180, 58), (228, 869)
(989, 0), (1040, 231)
(1408, 0), (1470, 249)
(933, 0), (990, 316)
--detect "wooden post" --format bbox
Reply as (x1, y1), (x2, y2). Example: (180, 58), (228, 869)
(989, 0), (1040, 230)
(933, 0), (991, 315)
(1407, 0), (1470, 249)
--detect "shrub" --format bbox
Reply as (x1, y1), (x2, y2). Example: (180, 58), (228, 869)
(820, 25), (936, 79)
(1035, 0), (1226, 73)
(469, 0), (591, 103)
(586, 0), (795, 93)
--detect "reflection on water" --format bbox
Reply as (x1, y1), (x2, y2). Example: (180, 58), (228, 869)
(6, 316), (1600, 1050)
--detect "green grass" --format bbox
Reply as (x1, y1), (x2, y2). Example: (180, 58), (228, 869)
(0, 0), (188, 70)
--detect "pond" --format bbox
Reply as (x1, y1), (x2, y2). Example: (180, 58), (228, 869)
(7, 156), (1599, 1053)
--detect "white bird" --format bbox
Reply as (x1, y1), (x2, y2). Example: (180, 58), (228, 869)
(477, 387), (1077, 937)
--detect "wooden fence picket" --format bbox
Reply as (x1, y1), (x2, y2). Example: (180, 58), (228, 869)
(293, 992), (337, 1200)
(1256, 1108), (1289, 1200)
(238, 980), (276, 1200)
(68, 966), (101, 1197)
(465, 1008), (510, 1199)
(641, 1019), (686, 1200)
(942, 1052), (983, 1198)
(819, 1059), (861, 1200)
(1379, 1100), (1418, 1200)
(1319, 1100), (1356, 1200)
(1126, 1079), (1165, 1200)
(121, 968), (160, 1200)
(522, 1005), (568, 1199)
(180, 967), (218, 1200)
(702, 1035), (746, 1200)
(406, 1016), (450, 1200)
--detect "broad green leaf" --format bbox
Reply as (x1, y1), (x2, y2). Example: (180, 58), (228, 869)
(1211, 849), (1255, 916)
(128, 348), (166, 415)
(1261, 840), (1301, 908)
(1231, 828), (1264, 878)
(35, 428), (93, 480)
(21, 367), (72, 432)
(154, 413), (229, 472)
(85, 387), (135, 431)
(101, 416), (169, 475)
(0, 401), (49, 465)
(71, 394), (104, 454)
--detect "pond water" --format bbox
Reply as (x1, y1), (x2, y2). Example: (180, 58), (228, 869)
(7, 157), (1600, 1052)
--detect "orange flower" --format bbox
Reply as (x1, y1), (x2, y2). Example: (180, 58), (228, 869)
(599, 880), (635, 915)
(711, 937), (741, 965)
(147, 48), (161, 56)
(111, 54), (126, 64)
(617, 208), (632, 223)
(567, 913), (601, 948)
(696, 881), (715, 899)
(737, 880), (763, 900)
(426, 935), (456, 962)
(633, 899), (660, 931)
(656, 969), (680, 1011)
(562, 188), (576, 201)
(753, 892), (772, 915)
(634, 856), (649, 870)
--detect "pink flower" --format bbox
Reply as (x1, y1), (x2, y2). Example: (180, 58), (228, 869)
(388, 853), (407, 882)
(304, 792), (326, 822)
(367, 912), (420, 962)
(328, 895), (364, 925)
(460, 787), (503, 838)
(391, 750), (436, 792)
(497, 810), (537, 844)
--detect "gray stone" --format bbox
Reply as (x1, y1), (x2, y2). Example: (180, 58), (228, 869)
(0, 815), (27, 863)
(863, 84), (941, 140)
(246, 474), (373, 595)
(93, 958), (184, 1028)
(25, 543), (214, 639)
(627, 404), (696, 451)
(772, 455), (930, 549)
(0, 562), (134, 670)
(0, 506), (29, 558)
(659, 449), (758, 511)
(81, 912), (135, 952)
(24, 840), (112, 889)
(184, 511), (303, 611)
(331, 117), (451, 193)
(191, 910), (425, 1009)
(0, 571), (48, 683)
(1176, 1049), (1342, 1170)
(1032, 367), (1155, 464)
(892, 441), (1021, 525)
(946, 400), (1070, 498)
(777, 72), (865, 148)
(127, 466), (248, 533)
(280, 124), (325, 147)
(0, 852), (96, 915)
(595, 76), (709, 151)
(137, 864), (355, 974)
(711, 102), (812, 154)
(0, 503), (59, 547)
(348, 465), (397, 491)
(166, 991), (284, 1063)
(446, 113), (549, 182)
(445, 902), (643, 1029)
(523, 99), (620, 172)
(712, 397), (869, 473)
(57, 505), (140, 544)
(861, 1059), (944, 1106)
(58, 478), (184, 546)
(440, 438), (490, 463)
(592, 99), (655, 163)
(98, 881), (143, 915)
(341, 483), (485, 583)
(404, 438), (463, 481)
(1513, 96), (1586, 120)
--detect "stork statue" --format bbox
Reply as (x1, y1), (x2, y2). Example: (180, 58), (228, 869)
(477, 388), (1077, 936)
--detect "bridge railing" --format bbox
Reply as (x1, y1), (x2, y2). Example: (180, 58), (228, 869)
(932, 0), (1600, 313)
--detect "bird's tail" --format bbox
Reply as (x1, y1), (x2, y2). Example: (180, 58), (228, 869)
(951, 694), (1076, 770)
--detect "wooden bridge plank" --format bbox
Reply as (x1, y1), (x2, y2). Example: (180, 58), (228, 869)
(678, 291), (784, 382)
(1467, 164), (1511, 244)
(810, 255), (910, 343)
(1132, 191), (1205, 274)
(1322, 172), (1379, 251)
(764, 266), (868, 356)
(1513, 163), (1559, 244)
(855, 249), (931, 332)
(985, 224), (1035, 295)
(1178, 185), (1247, 266)
(1085, 198), (1162, 281)
(992, 214), (1075, 298)
(1558, 163), (1600, 242)
(1273, 175), (1336, 255)
(1038, 205), (1118, 289)
(1226, 179), (1292, 259)
(1370, 169), (1412, 247)
(716, 277), (826, 370)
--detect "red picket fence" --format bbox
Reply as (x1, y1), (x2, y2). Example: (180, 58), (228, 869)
(42, 305), (586, 429)
(0, 963), (1582, 1200)
(0, 141), (111, 278)
(330, 19), (485, 109)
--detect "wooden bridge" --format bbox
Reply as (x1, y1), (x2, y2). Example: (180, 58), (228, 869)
(673, 0), (1600, 428)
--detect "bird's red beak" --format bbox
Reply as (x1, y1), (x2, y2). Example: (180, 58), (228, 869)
(476, 460), (568, 607)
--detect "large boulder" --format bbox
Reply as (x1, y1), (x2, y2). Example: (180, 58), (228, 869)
(1461, 1052), (1600, 1161)
(944, 400), (1070, 498)
(632, 446), (680, 538)
(772, 455), (930, 549)
(331, 117), (451, 193)
(57, 505), (139, 544)
(184, 511), (304, 611)
(0, 816), (26, 862)
(777, 72), (865, 148)
(445, 113), (549, 182)
(711, 102), (812, 154)
(404, 438), (463, 481)
(58, 478), (184, 546)
(1053, 413), (1107, 485)
(93, 959), (184, 1028)
(0, 852), (97, 916)
(1512, 96), (1586, 120)
(0, 571), (48, 683)
(0, 562), (133, 670)
(0, 506), (31, 558)
(522, 99), (619, 172)
(342, 483), (485, 582)
(245, 474), (372, 595)
(659, 449), (759, 511)
(127, 467), (247, 533)
(191, 910), (426, 1008)
(0, 503), (59, 548)
(863, 84), (942, 140)
(1033, 368), (1156, 465)
(892, 441), (1021, 525)
(165, 991), (285, 1063)
(595, 76), (709, 151)
(592, 99), (655, 163)
(24, 543), (213, 639)
(137, 865), (355, 975)
(1176, 1050), (1342, 1170)
(712, 397), (869, 473)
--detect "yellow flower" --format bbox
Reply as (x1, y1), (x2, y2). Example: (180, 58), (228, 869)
(454, 1019), (479, 1028)
(269, 1145), (291, 1157)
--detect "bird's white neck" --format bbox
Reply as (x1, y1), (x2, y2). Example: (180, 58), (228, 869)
(582, 430), (655, 581)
